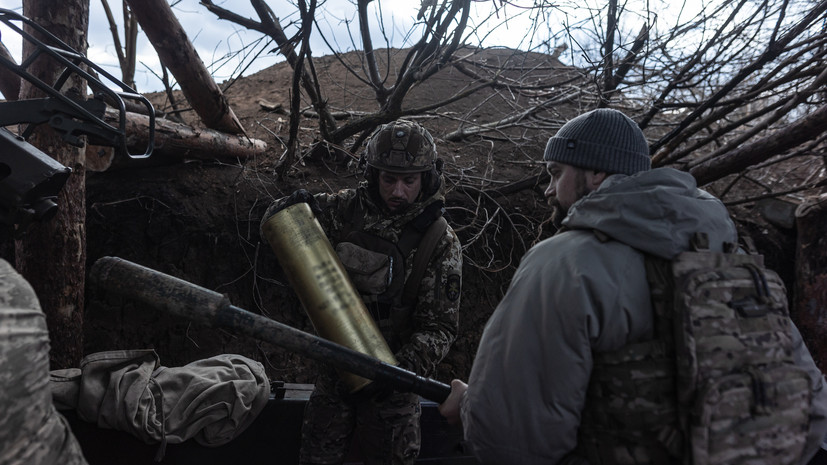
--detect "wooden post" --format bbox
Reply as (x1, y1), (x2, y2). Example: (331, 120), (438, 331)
(86, 145), (115, 172)
(17, 0), (90, 369)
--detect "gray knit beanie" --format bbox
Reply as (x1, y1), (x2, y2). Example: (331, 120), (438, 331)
(543, 108), (651, 175)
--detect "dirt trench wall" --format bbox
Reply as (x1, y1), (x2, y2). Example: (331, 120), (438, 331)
(85, 161), (315, 383)
(83, 160), (511, 385)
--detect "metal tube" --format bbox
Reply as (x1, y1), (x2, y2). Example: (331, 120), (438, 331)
(259, 202), (398, 392)
(89, 256), (450, 403)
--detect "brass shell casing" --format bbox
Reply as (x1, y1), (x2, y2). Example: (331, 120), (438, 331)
(261, 202), (398, 392)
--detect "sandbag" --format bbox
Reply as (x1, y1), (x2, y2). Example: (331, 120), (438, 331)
(51, 349), (270, 449)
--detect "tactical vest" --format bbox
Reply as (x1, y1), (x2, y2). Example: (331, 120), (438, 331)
(334, 199), (447, 350)
(576, 232), (812, 465)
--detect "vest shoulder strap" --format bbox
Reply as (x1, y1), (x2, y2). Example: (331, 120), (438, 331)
(401, 215), (448, 305)
(339, 197), (364, 242)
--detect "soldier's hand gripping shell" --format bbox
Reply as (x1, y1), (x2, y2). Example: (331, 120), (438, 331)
(260, 189), (322, 234)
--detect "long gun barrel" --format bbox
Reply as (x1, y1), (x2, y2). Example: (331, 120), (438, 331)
(89, 256), (451, 403)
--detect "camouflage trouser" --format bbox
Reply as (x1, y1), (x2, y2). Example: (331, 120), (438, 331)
(0, 259), (87, 465)
(299, 366), (421, 465)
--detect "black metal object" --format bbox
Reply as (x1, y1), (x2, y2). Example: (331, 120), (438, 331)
(0, 8), (154, 159)
(89, 256), (453, 403)
(0, 127), (70, 231)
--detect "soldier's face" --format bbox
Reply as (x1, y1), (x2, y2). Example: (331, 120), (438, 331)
(544, 161), (600, 228)
(378, 170), (422, 212)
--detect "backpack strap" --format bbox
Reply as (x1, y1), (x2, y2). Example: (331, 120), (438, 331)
(401, 215), (448, 306)
(643, 253), (675, 347)
(577, 238), (684, 464)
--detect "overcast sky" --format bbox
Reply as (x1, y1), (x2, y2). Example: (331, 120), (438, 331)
(0, 0), (545, 93)
(0, 0), (701, 97)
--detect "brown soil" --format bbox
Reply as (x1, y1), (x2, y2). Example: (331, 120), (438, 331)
(83, 47), (804, 384)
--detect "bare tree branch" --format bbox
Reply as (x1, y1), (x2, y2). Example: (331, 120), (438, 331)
(650, 0), (827, 161)
(126, 0), (247, 135)
(100, 0), (137, 89)
(690, 103), (827, 185)
(200, 0), (338, 138)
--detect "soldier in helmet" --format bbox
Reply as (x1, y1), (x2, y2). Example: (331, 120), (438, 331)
(260, 119), (463, 465)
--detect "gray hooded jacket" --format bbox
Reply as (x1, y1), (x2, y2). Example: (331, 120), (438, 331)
(461, 168), (827, 464)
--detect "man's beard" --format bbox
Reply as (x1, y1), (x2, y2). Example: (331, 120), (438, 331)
(548, 170), (591, 230)
(550, 198), (566, 229)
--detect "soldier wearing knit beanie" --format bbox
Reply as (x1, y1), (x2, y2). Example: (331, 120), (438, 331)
(438, 106), (826, 465)
(542, 108), (651, 227)
(544, 108), (651, 175)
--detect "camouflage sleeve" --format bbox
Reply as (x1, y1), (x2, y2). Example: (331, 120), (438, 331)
(311, 190), (356, 241)
(0, 259), (87, 465)
(394, 225), (462, 378)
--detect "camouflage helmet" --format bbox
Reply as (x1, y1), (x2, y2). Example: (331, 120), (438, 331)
(363, 120), (437, 173)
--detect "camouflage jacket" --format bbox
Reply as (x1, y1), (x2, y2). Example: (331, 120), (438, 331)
(300, 182), (461, 378)
(0, 259), (87, 465)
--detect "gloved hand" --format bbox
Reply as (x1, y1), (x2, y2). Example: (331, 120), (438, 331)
(262, 188), (321, 220)
(260, 189), (322, 238)
(281, 189), (321, 214)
